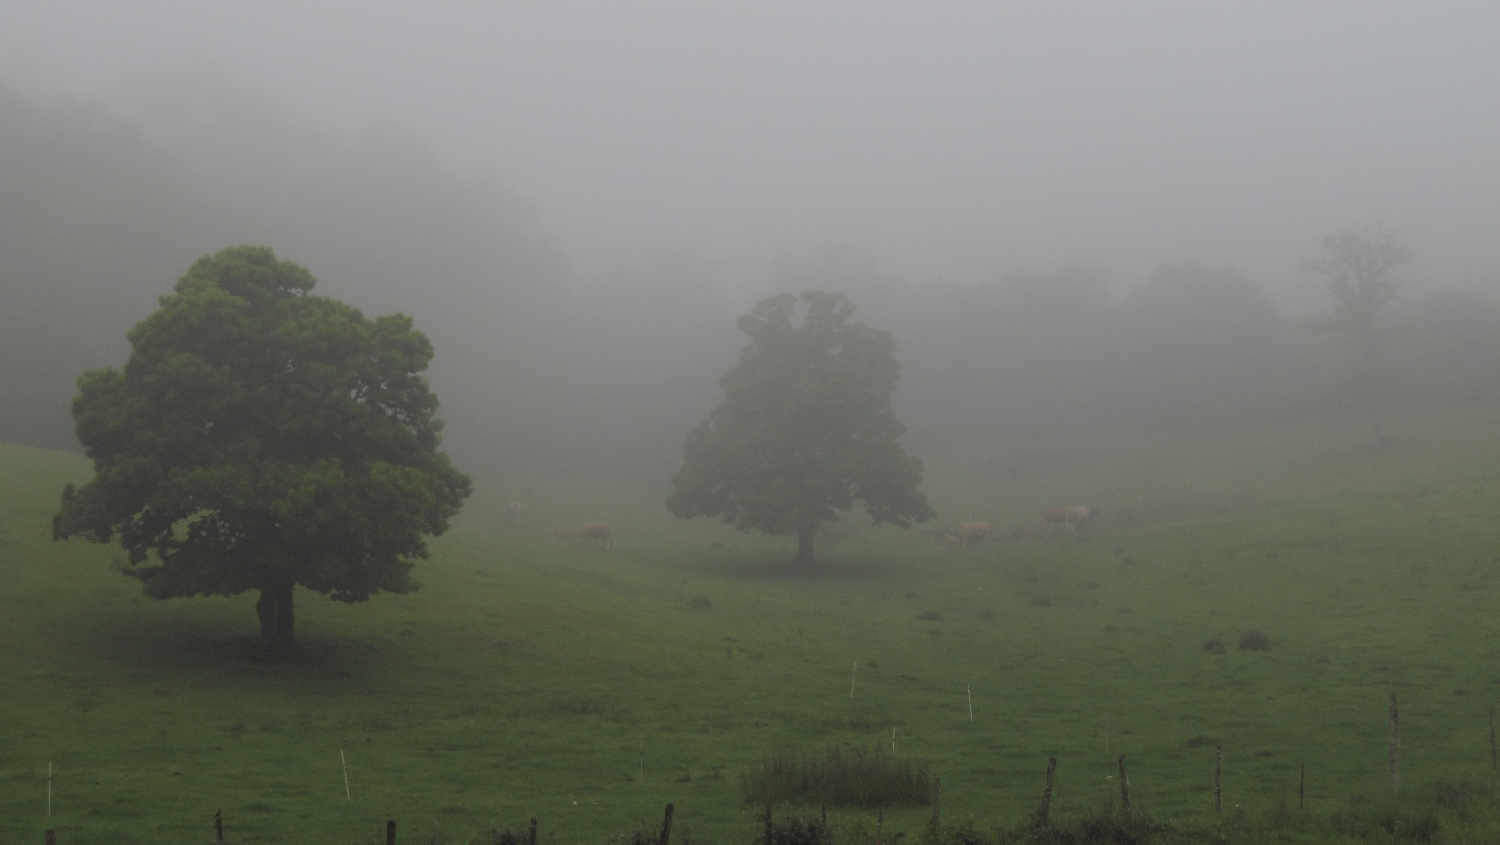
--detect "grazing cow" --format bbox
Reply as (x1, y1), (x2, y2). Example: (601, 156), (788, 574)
(1041, 506), (1100, 531)
(571, 522), (614, 549)
(960, 521), (993, 547)
(924, 529), (963, 548)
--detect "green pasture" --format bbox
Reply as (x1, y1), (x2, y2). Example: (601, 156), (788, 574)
(6, 407), (1500, 843)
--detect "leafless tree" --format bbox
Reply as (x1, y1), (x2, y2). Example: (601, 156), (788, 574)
(1306, 230), (1411, 448)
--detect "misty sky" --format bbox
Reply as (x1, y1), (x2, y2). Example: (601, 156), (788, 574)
(4, 2), (1498, 304)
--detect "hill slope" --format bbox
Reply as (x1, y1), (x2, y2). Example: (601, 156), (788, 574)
(5, 408), (1500, 843)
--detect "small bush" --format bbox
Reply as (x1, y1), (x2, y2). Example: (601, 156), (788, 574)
(1330, 793), (1441, 843)
(995, 806), (1164, 844)
(927, 819), (991, 845)
(917, 610), (944, 621)
(1202, 638), (1226, 654)
(759, 816), (833, 845)
(1030, 595), (1051, 607)
(1239, 629), (1272, 651)
(741, 747), (933, 808)
(691, 596), (713, 609)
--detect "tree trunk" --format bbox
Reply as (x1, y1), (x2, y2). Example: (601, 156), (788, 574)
(795, 527), (816, 566)
(1360, 323), (1386, 450)
(256, 574), (297, 659)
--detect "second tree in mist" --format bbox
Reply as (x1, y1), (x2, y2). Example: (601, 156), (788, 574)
(668, 291), (934, 565)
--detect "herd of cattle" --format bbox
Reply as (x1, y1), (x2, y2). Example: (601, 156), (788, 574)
(505, 498), (1098, 553)
(928, 505), (1101, 547)
(503, 500), (617, 549)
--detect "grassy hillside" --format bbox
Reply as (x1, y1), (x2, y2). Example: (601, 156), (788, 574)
(6, 408), (1500, 843)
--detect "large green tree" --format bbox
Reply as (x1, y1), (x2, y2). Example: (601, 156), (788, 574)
(55, 246), (471, 657)
(667, 290), (934, 565)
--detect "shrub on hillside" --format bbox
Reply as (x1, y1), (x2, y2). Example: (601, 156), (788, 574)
(1202, 638), (1226, 654)
(759, 816), (834, 845)
(741, 747), (932, 808)
(1239, 629), (1272, 651)
(1330, 793), (1440, 843)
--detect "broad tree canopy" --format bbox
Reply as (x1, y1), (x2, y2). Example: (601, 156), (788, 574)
(667, 290), (934, 564)
(56, 246), (471, 656)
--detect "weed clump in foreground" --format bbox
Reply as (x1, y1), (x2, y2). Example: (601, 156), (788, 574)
(1239, 629), (1271, 651)
(742, 747), (932, 808)
(759, 815), (834, 845)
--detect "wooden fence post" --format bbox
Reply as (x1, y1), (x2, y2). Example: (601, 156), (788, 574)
(44, 832), (56, 845)
(1214, 747), (1223, 815)
(764, 795), (773, 844)
(1389, 693), (1400, 792)
(1118, 755), (1129, 811)
(820, 804), (827, 828)
(930, 777), (942, 829)
(1489, 710), (1496, 771)
(1299, 763), (1305, 810)
(658, 803), (674, 845)
(215, 808), (224, 842)
(529, 817), (538, 845)
(1038, 757), (1057, 826)
(386, 818), (397, 845)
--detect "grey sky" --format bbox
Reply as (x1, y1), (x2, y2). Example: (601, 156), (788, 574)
(3, 1), (1498, 303)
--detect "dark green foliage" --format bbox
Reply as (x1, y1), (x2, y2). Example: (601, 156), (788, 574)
(742, 747), (933, 808)
(927, 819), (992, 845)
(1330, 793), (1441, 843)
(759, 816), (834, 845)
(54, 246), (471, 654)
(1238, 629), (1271, 651)
(1201, 638), (1226, 654)
(996, 807), (1167, 845)
(1430, 778), (1495, 811)
(668, 291), (934, 565)
(917, 610), (944, 621)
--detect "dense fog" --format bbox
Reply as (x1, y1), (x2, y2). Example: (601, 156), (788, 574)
(3, 4), (1500, 481)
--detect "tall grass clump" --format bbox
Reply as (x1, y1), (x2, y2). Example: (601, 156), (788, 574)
(742, 747), (933, 808)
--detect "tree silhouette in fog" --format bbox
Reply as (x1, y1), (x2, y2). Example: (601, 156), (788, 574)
(1307, 230), (1410, 448)
(667, 290), (934, 565)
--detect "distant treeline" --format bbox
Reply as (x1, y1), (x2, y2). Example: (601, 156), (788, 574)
(5, 81), (1499, 482)
(866, 259), (1500, 452)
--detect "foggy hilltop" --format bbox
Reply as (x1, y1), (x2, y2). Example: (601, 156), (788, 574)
(2, 4), (1500, 482)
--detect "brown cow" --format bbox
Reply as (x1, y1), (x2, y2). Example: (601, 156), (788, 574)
(571, 522), (614, 549)
(960, 521), (993, 547)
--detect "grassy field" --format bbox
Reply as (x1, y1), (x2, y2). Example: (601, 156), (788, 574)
(6, 407), (1500, 843)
